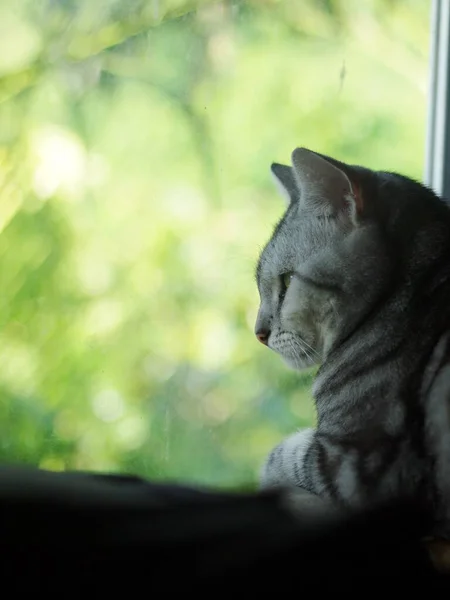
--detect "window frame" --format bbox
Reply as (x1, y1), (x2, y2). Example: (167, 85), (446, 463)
(425, 0), (450, 197)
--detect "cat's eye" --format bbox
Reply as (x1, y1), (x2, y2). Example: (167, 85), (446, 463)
(281, 272), (294, 290)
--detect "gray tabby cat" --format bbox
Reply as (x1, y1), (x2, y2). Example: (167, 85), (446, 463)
(255, 147), (450, 537)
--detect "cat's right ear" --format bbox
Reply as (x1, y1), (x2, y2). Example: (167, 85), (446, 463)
(270, 163), (299, 205)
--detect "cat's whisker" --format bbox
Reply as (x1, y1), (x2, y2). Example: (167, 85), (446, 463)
(287, 337), (312, 366)
(299, 337), (320, 359)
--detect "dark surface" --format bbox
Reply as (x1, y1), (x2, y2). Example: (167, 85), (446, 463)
(0, 464), (449, 593)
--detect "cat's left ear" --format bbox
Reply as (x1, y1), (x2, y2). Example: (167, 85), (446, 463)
(291, 148), (363, 224)
(270, 163), (299, 205)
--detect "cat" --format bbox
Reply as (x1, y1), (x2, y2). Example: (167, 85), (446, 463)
(255, 147), (450, 538)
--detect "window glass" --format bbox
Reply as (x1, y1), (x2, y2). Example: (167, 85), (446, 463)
(0, 0), (430, 488)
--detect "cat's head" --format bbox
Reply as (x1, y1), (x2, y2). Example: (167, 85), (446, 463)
(255, 147), (399, 370)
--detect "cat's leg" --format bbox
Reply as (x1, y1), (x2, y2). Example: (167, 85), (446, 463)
(260, 428), (315, 490)
(260, 429), (404, 507)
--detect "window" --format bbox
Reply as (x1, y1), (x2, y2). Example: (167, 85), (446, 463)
(0, 0), (431, 488)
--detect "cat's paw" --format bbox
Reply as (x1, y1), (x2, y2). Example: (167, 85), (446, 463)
(282, 487), (341, 521)
(259, 428), (314, 490)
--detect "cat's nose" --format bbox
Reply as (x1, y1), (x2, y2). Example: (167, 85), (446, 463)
(255, 328), (270, 345)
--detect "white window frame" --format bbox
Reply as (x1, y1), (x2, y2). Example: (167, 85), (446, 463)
(425, 0), (450, 197)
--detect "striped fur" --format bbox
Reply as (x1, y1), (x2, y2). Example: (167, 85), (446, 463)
(256, 148), (450, 537)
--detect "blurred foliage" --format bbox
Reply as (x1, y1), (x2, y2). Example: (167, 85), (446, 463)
(0, 0), (430, 488)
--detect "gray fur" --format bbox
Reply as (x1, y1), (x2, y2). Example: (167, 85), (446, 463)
(256, 147), (450, 537)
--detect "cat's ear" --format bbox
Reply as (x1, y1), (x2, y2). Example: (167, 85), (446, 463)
(270, 163), (299, 205)
(291, 147), (363, 223)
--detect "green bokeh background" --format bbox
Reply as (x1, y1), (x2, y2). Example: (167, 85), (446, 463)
(0, 0), (430, 488)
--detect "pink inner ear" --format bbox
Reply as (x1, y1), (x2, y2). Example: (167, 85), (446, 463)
(351, 180), (364, 214)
